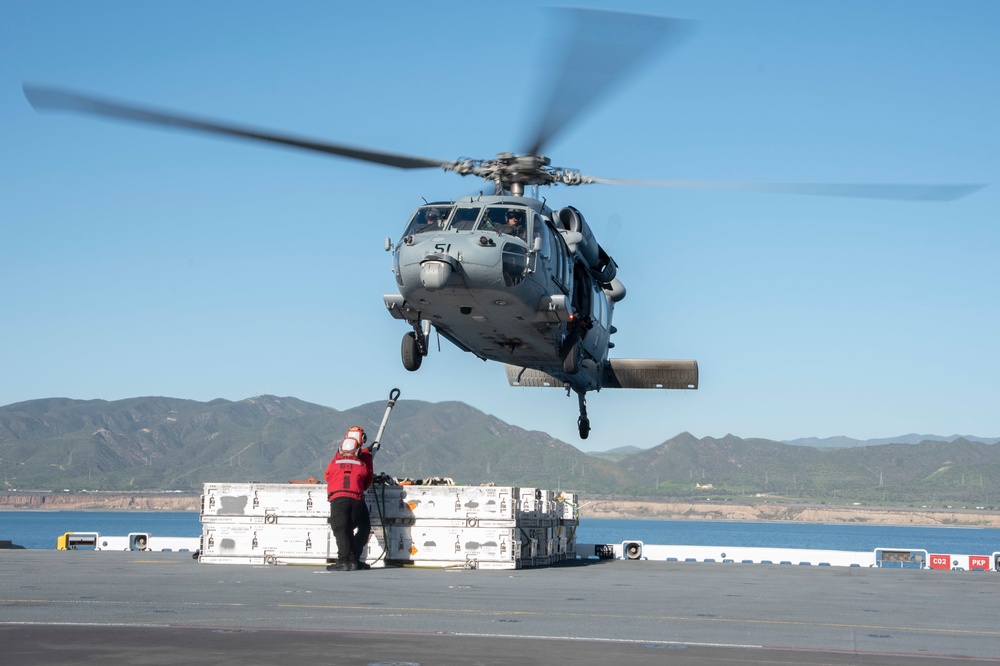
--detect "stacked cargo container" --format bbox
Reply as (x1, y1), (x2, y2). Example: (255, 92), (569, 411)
(199, 482), (578, 569)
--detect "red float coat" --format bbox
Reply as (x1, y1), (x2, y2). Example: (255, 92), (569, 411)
(325, 449), (374, 502)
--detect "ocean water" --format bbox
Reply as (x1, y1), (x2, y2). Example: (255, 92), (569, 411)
(3, 511), (999, 555)
(1, 511), (200, 550)
(579, 518), (1000, 556)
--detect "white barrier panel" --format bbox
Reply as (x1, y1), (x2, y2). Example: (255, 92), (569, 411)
(929, 552), (997, 571)
(576, 542), (876, 567)
(577, 543), (1000, 571)
(58, 532), (200, 552)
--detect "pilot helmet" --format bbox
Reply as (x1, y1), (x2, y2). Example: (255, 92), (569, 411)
(340, 426), (367, 455)
(426, 208), (441, 221)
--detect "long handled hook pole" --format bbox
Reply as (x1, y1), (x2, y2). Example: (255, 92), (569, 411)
(370, 388), (400, 455)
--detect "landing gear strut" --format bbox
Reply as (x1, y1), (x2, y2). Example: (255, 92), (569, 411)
(401, 321), (430, 372)
(576, 391), (590, 439)
(401, 332), (422, 371)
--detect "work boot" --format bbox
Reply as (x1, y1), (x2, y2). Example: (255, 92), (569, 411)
(355, 561), (371, 571)
(326, 561), (356, 572)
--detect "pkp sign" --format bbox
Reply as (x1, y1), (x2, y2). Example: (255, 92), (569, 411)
(969, 556), (990, 571)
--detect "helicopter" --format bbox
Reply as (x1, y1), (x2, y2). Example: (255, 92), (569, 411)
(22, 9), (984, 440)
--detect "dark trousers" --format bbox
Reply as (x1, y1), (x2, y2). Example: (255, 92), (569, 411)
(328, 496), (371, 565)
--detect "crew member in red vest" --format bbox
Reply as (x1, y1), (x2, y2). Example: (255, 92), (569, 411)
(325, 425), (374, 571)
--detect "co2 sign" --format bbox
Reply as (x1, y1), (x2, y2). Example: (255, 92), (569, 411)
(929, 554), (952, 570)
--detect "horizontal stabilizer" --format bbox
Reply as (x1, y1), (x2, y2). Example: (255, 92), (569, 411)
(505, 365), (564, 388)
(504, 359), (698, 390)
(603, 359), (698, 390)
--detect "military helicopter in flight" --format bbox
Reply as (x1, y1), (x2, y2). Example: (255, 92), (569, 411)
(23, 9), (984, 439)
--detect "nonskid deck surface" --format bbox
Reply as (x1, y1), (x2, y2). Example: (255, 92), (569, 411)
(2, 551), (998, 665)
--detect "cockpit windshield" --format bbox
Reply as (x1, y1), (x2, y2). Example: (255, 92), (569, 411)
(404, 205), (455, 236)
(450, 207), (481, 231)
(402, 204), (532, 241)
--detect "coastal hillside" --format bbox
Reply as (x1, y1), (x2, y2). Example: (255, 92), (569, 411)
(620, 433), (1000, 504)
(2, 396), (998, 505)
(0, 396), (626, 493)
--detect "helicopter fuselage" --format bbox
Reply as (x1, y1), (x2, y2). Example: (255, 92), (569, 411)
(384, 195), (620, 394)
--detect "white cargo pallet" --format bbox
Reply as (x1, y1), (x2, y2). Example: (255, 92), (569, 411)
(201, 523), (334, 558)
(201, 483), (577, 519)
(197, 482), (579, 569)
(201, 514), (376, 527)
(202, 482), (331, 518)
(382, 517), (518, 529)
(377, 485), (517, 521)
(384, 525), (517, 563)
(201, 529), (387, 564)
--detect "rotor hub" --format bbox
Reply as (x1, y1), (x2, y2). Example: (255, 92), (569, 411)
(443, 152), (586, 192)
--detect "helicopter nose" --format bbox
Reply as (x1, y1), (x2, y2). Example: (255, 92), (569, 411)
(420, 260), (453, 290)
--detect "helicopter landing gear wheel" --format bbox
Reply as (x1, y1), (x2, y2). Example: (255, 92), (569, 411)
(576, 391), (590, 439)
(401, 331), (422, 371)
(562, 338), (581, 375)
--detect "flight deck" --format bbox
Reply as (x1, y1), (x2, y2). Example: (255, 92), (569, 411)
(2, 549), (999, 665)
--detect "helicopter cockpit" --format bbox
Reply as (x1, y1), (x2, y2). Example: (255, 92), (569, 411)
(397, 203), (542, 288)
(403, 204), (536, 242)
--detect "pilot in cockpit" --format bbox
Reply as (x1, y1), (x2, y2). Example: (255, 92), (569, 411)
(503, 209), (526, 240)
(417, 208), (443, 233)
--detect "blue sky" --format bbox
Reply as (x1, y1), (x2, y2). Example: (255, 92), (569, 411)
(3, 1), (998, 451)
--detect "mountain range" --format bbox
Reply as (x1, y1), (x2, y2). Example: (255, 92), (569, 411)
(2, 396), (998, 504)
(785, 434), (1000, 448)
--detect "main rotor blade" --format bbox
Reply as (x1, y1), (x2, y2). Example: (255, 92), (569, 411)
(23, 83), (452, 170)
(522, 9), (694, 158)
(583, 177), (987, 202)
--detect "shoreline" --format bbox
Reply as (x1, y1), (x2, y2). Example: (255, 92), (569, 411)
(581, 499), (1000, 527)
(0, 492), (202, 512)
(3, 492), (1000, 527)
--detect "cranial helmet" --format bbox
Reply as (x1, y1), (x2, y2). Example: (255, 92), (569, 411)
(340, 426), (367, 454)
